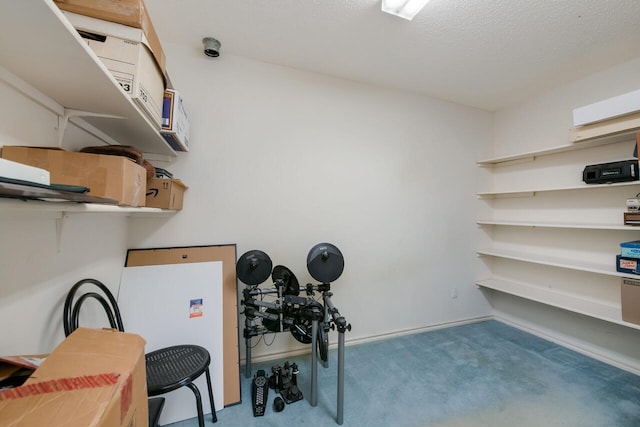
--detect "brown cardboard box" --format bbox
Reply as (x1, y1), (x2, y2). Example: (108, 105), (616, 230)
(1, 146), (146, 207)
(54, 0), (166, 73)
(0, 328), (147, 427)
(146, 177), (187, 209)
(621, 277), (640, 325)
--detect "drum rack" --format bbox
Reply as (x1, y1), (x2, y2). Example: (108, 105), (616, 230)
(237, 243), (351, 425)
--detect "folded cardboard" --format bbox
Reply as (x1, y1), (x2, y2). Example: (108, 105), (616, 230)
(54, 0), (166, 73)
(0, 328), (147, 427)
(146, 177), (187, 209)
(622, 277), (640, 325)
(161, 89), (190, 152)
(67, 12), (164, 127)
(0, 355), (45, 389)
(1, 146), (146, 206)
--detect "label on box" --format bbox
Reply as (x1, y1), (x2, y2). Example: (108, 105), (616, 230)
(112, 71), (135, 95)
(619, 258), (638, 270)
(622, 277), (640, 287)
(616, 255), (640, 274)
(621, 248), (640, 258)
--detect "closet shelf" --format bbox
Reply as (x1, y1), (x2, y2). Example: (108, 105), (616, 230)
(478, 104), (640, 331)
(476, 219), (639, 231)
(476, 278), (640, 330)
(476, 247), (627, 277)
(477, 180), (640, 198)
(478, 127), (637, 167)
(0, 0), (176, 158)
(0, 198), (177, 218)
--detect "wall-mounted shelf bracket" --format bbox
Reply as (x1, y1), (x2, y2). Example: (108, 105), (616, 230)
(55, 212), (69, 253)
(58, 108), (124, 147)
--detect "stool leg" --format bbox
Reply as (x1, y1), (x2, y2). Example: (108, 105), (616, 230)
(205, 367), (217, 422)
(186, 383), (205, 427)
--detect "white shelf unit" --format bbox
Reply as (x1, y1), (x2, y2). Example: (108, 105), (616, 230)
(0, 0), (181, 217)
(0, 198), (176, 218)
(477, 180), (640, 198)
(477, 247), (628, 278)
(477, 219), (639, 231)
(0, 0), (176, 159)
(477, 126), (639, 167)
(477, 123), (640, 329)
(476, 278), (637, 330)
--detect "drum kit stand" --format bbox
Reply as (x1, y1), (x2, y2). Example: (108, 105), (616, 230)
(236, 243), (351, 424)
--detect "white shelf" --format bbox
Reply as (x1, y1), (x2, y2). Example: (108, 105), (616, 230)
(0, 0), (176, 158)
(478, 127), (637, 166)
(0, 198), (177, 218)
(476, 219), (639, 231)
(477, 180), (640, 198)
(476, 277), (640, 330)
(476, 247), (626, 277)
(477, 102), (640, 331)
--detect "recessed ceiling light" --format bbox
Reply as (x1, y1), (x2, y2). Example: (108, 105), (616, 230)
(381, 0), (430, 21)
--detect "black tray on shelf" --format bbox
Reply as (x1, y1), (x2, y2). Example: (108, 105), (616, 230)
(0, 177), (118, 204)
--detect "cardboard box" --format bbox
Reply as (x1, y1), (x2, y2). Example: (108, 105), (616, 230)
(146, 177), (187, 209)
(620, 240), (640, 258)
(622, 277), (640, 325)
(616, 255), (640, 275)
(161, 89), (190, 152)
(54, 0), (166, 73)
(624, 211), (640, 226)
(1, 146), (146, 206)
(67, 13), (164, 127)
(0, 328), (147, 427)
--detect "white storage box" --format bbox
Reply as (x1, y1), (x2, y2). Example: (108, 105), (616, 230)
(0, 157), (50, 185)
(161, 89), (190, 152)
(63, 11), (165, 128)
(573, 89), (640, 127)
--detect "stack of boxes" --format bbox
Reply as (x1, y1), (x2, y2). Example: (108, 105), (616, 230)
(55, 0), (168, 128)
(616, 241), (640, 324)
(616, 241), (640, 275)
(54, 0), (191, 153)
(1, 146), (148, 206)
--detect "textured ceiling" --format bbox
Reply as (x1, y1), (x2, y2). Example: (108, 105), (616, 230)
(145, 0), (640, 111)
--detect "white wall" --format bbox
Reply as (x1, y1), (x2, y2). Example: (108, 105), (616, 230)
(488, 57), (640, 372)
(128, 46), (494, 359)
(0, 80), (128, 355)
(0, 46), (493, 359)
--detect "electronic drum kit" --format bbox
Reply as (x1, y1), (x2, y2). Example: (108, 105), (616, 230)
(236, 242), (350, 425)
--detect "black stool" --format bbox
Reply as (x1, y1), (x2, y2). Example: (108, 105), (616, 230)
(146, 345), (217, 426)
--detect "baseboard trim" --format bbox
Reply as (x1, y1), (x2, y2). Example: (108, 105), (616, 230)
(241, 315), (493, 366)
(493, 313), (640, 376)
(242, 314), (640, 376)
(344, 315), (493, 348)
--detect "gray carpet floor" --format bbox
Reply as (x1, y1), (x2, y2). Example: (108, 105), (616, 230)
(165, 320), (640, 427)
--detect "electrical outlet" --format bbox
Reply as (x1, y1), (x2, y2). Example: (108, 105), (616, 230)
(451, 287), (458, 298)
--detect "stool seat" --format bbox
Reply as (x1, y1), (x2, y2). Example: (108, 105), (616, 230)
(146, 345), (217, 425)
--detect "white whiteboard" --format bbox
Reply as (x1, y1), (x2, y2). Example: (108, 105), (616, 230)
(118, 261), (224, 425)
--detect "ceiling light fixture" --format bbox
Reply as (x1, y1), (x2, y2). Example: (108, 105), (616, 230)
(381, 0), (430, 20)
